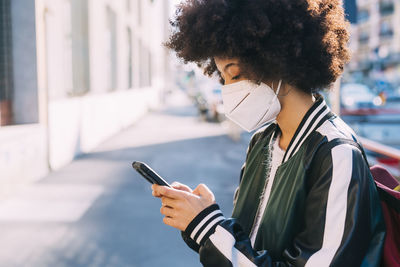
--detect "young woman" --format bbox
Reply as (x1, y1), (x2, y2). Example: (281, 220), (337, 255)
(152, 0), (386, 266)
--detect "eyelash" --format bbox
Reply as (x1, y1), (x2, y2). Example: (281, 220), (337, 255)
(219, 73), (240, 84)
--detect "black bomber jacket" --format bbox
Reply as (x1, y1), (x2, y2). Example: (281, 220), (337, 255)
(181, 96), (386, 266)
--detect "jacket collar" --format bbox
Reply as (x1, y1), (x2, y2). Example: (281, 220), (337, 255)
(277, 95), (334, 163)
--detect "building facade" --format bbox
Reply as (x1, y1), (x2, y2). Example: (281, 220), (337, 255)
(349, 0), (400, 84)
(0, 0), (171, 185)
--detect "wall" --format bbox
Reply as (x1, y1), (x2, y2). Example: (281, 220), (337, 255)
(0, 124), (48, 190)
(48, 87), (160, 170)
(0, 0), (169, 183)
(36, 0), (168, 171)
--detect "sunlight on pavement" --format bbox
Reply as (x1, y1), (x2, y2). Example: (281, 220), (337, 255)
(0, 185), (103, 222)
(95, 91), (233, 153)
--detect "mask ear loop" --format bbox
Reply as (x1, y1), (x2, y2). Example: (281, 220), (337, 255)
(255, 74), (265, 85)
(275, 80), (282, 95)
(259, 78), (282, 95)
(258, 77), (289, 97)
(275, 80), (292, 97)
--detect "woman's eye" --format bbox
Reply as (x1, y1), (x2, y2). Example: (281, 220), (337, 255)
(232, 75), (241, 80)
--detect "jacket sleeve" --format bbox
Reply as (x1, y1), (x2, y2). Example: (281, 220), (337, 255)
(180, 127), (268, 253)
(181, 142), (385, 266)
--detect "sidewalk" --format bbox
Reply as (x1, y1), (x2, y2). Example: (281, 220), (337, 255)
(0, 91), (251, 267)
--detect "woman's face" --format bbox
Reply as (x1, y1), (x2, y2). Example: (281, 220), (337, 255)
(214, 57), (247, 85)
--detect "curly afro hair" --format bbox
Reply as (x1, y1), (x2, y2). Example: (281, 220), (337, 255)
(164, 0), (350, 93)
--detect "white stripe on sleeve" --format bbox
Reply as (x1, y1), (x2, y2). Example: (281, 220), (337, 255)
(196, 216), (225, 244)
(190, 210), (222, 240)
(209, 225), (257, 267)
(305, 144), (353, 267)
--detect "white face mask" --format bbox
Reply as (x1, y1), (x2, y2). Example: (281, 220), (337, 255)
(221, 79), (282, 132)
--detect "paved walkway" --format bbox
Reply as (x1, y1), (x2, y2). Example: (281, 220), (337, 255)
(0, 92), (252, 267)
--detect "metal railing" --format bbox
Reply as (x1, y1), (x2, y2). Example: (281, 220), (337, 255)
(359, 137), (400, 161)
(359, 137), (400, 179)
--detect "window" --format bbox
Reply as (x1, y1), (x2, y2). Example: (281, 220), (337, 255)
(106, 6), (118, 91)
(138, 40), (151, 88)
(127, 27), (133, 89)
(62, 0), (73, 96)
(137, 0), (142, 26)
(147, 49), (152, 87)
(379, 1), (394, 16)
(70, 0), (90, 96)
(1, 0), (38, 124)
(379, 19), (393, 38)
(139, 39), (144, 87)
(359, 30), (370, 44)
(357, 9), (369, 23)
(126, 0), (131, 13)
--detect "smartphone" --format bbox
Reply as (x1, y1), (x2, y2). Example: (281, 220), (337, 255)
(132, 161), (170, 187)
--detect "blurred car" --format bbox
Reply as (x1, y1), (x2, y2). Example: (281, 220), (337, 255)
(340, 83), (383, 114)
(373, 79), (400, 103)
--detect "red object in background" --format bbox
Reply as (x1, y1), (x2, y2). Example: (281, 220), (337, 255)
(377, 157), (400, 167)
(341, 108), (400, 116)
(0, 100), (13, 126)
(370, 166), (400, 267)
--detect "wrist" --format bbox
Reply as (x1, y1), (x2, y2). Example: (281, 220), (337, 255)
(184, 203), (225, 246)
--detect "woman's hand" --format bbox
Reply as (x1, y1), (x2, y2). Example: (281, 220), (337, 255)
(170, 181), (193, 193)
(152, 183), (216, 231)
